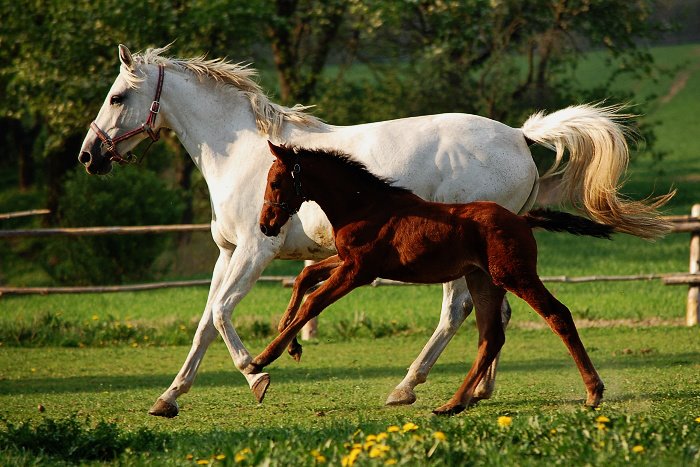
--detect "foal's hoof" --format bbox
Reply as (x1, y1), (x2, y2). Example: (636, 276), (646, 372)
(585, 381), (605, 408)
(432, 402), (466, 416)
(251, 373), (270, 403)
(148, 398), (179, 418)
(288, 342), (303, 363)
(385, 387), (417, 406)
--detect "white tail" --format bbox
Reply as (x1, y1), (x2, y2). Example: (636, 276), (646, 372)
(521, 103), (674, 239)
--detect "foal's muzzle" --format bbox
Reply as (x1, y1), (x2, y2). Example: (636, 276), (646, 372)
(260, 223), (279, 237)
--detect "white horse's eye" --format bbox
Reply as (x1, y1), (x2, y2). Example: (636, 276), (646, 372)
(110, 94), (124, 105)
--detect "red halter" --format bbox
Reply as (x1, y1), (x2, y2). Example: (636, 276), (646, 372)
(90, 64), (165, 165)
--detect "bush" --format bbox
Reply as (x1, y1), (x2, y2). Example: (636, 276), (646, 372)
(45, 167), (184, 285)
(0, 414), (168, 462)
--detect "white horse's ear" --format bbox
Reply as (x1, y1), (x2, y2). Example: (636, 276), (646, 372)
(118, 44), (134, 70)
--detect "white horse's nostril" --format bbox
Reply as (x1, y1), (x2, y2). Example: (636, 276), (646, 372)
(78, 151), (92, 166)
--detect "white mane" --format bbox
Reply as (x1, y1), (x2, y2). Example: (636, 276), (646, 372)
(127, 45), (324, 138)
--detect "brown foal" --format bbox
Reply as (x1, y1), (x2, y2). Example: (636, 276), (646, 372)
(251, 141), (614, 415)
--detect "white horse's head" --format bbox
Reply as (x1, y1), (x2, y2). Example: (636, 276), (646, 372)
(78, 45), (165, 175)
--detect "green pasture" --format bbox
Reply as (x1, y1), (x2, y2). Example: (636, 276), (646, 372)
(1, 325), (699, 464)
(1, 43), (700, 464)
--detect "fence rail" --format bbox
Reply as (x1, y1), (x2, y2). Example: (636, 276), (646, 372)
(2, 205), (699, 325)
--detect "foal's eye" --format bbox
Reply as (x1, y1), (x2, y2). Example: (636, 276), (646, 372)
(110, 94), (124, 105)
(270, 181), (280, 190)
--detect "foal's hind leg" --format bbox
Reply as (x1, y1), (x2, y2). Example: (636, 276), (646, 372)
(472, 298), (512, 402)
(281, 255), (341, 361)
(387, 279), (511, 406)
(507, 276), (604, 407)
(433, 271), (507, 416)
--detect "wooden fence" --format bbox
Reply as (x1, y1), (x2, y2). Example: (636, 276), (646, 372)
(2, 205), (699, 325)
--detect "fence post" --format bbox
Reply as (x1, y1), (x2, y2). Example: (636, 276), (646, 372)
(688, 204), (700, 326)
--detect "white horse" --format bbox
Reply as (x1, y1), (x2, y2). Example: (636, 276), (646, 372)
(79, 45), (671, 418)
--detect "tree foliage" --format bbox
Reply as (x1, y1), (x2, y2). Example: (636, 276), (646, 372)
(0, 0), (675, 284)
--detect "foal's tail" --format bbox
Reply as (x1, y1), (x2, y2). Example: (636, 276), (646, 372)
(520, 103), (674, 240)
(524, 208), (615, 240)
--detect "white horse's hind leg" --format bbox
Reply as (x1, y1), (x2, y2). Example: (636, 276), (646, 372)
(386, 280), (472, 405)
(150, 248), (233, 418)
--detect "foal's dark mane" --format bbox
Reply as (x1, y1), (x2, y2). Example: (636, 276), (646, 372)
(295, 146), (414, 196)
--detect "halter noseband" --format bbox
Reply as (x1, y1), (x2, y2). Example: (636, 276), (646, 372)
(264, 161), (305, 215)
(90, 64), (165, 165)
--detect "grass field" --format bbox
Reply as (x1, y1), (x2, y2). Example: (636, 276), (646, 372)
(2, 326), (699, 464)
(1, 43), (700, 464)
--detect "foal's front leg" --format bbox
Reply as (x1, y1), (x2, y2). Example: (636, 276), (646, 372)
(281, 255), (342, 361)
(248, 264), (371, 374)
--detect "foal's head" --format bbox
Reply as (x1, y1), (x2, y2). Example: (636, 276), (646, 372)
(259, 142), (305, 237)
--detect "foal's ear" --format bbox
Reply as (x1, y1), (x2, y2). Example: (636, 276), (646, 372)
(118, 44), (134, 71)
(267, 141), (293, 164)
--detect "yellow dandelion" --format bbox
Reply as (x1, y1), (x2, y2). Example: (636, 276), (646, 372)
(363, 440), (375, 450)
(311, 449), (326, 463)
(234, 448), (251, 463)
(433, 431), (446, 441)
(92, 314), (99, 321)
(632, 445), (645, 454)
(385, 459), (398, 465)
(376, 432), (388, 441)
(595, 415), (610, 423)
(366, 434), (377, 442)
(402, 422), (419, 432)
(346, 447), (362, 465)
(196, 460), (209, 465)
(387, 425), (400, 433)
(695, 417), (700, 423)
(215, 454), (226, 460)
(596, 423), (607, 431)
(369, 447), (385, 458)
(131, 342), (139, 348)
(550, 428), (557, 435)
(185, 454), (194, 460)
(497, 416), (512, 428)
(352, 443), (363, 450)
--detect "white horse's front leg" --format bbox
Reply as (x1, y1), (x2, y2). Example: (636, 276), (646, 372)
(210, 240), (280, 404)
(386, 280), (472, 405)
(149, 248), (233, 418)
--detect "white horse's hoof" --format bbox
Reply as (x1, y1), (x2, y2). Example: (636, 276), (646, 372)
(385, 387), (417, 406)
(148, 398), (179, 418)
(251, 373), (270, 403)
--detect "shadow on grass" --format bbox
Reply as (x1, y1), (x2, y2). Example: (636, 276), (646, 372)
(2, 350), (698, 396)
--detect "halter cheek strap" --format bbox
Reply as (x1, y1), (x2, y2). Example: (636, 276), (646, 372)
(264, 160), (306, 215)
(90, 64), (165, 165)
